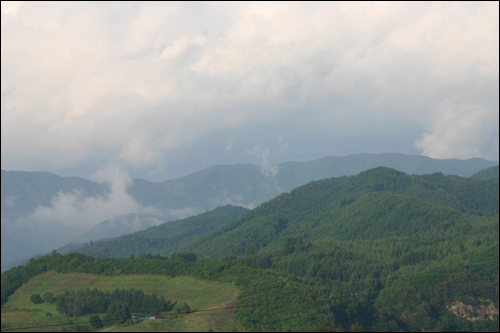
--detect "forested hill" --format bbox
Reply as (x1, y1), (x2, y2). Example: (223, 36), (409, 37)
(75, 167), (498, 260)
(3, 153), (497, 269)
(472, 165), (499, 180)
(159, 167), (498, 259)
(3, 167), (499, 332)
(127, 153), (499, 211)
(74, 205), (249, 258)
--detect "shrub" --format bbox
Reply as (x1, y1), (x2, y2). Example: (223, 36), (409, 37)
(30, 294), (43, 304)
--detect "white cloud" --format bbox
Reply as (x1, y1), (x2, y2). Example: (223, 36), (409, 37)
(261, 164), (279, 179)
(280, 143), (289, 154)
(246, 146), (261, 156)
(1, 1), (23, 17)
(1, 2), (498, 178)
(414, 99), (499, 160)
(160, 37), (189, 59)
(31, 165), (141, 227)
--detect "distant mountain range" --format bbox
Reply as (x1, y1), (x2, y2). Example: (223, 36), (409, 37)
(3, 163), (498, 332)
(73, 166), (499, 260)
(1, 153), (498, 271)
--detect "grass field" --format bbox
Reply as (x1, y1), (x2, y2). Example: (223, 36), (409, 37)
(1, 272), (241, 332)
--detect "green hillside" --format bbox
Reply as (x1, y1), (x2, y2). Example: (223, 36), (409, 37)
(472, 165), (500, 180)
(75, 205), (249, 258)
(150, 167), (499, 259)
(2, 237), (498, 332)
(1, 272), (240, 332)
(69, 213), (167, 244)
(70, 167), (499, 260)
(3, 153), (497, 269)
(2, 165), (499, 331)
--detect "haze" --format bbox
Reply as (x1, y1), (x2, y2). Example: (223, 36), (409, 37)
(2, 2), (499, 182)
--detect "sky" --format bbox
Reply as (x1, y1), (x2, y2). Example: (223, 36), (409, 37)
(2, 1), (499, 182)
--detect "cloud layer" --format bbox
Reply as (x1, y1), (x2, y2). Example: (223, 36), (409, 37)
(30, 165), (142, 228)
(2, 2), (498, 180)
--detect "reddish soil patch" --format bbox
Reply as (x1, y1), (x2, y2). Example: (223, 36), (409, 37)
(102, 326), (124, 332)
(236, 319), (246, 332)
(35, 272), (58, 277)
(1, 312), (29, 319)
(66, 273), (98, 278)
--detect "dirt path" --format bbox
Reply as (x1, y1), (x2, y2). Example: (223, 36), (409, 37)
(232, 289), (246, 332)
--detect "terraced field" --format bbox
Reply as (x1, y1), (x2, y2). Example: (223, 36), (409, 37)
(1, 272), (241, 332)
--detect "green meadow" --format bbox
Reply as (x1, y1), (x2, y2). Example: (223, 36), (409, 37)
(1, 272), (240, 332)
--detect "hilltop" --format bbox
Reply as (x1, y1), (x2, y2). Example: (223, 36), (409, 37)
(75, 167), (499, 260)
(473, 165), (499, 180)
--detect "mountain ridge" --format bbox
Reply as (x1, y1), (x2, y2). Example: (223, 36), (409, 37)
(2, 165), (498, 332)
(2, 153), (498, 269)
(73, 167), (499, 260)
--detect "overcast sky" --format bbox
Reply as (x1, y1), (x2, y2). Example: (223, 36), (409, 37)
(2, 2), (498, 181)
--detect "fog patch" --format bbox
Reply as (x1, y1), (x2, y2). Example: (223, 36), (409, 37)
(209, 190), (255, 210)
(30, 165), (142, 228)
(162, 207), (206, 221)
(254, 148), (283, 195)
(2, 196), (17, 207)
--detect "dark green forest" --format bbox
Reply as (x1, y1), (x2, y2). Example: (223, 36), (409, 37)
(2, 167), (499, 331)
(75, 167), (499, 260)
(71, 205), (249, 258)
(53, 287), (174, 321)
(472, 165), (499, 180)
(2, 245), (498, 331)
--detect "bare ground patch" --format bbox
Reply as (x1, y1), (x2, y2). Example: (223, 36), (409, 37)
(1, 312), (29, 319)
(65, 273), (98, 278)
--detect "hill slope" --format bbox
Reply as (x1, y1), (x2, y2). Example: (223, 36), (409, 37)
(75, 205), (249, 258)
(2, 164), (498, 332)
(3, 153), (495, 219)
(163, 168), (498, 259)
(1, 272), (240, 332)
(75, 167), (499, 260)
(472, 165), (499, 180)
(2, 153), (497, 269)
(127, 153), (499, 212)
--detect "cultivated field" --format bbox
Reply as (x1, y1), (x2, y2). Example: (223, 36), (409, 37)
(1, 272), (241, 332)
